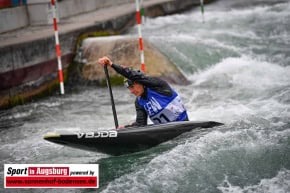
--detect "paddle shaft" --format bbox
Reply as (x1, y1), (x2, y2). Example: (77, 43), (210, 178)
(104, 65), (119, 128)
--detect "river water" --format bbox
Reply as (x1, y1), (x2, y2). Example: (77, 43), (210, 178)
(1, 0), (290, 192)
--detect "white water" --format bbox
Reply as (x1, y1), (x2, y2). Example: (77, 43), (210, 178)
(101, 0), (290, 192)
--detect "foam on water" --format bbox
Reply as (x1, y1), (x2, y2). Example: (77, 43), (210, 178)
(101, 125), (290, 193)
(218, 169), (290, 193)
(191, 56), (290, 90)
(183, 56), (290, 123)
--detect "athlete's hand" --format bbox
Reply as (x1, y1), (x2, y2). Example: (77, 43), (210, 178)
(98, 56), (112, 66)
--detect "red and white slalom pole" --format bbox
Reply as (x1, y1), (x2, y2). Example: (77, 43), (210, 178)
(135, 0), (145, 73)
(51, 0), (64, 94)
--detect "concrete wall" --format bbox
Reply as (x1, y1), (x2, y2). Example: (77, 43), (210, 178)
(0, 0), (136, 33)
(0, 6), (29, 33)
(57, 0), (134, 19)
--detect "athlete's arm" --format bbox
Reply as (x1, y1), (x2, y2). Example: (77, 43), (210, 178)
(125, 99), (148, 127)
(111, 63), (173, 96)
(98, 56), (172, 95)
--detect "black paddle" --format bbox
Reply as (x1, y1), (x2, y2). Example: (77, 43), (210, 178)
(104, 65), (119, 129)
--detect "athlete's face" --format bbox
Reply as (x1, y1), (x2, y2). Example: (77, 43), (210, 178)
(128, 82), (144, 96)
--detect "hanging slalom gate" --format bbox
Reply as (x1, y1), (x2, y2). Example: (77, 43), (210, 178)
(135, 0), (145, 73)
(200, 0), (205, 23)
(50, 0), (65, 94)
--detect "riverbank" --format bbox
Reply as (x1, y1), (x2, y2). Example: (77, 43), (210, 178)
(0, 0), (214, 109)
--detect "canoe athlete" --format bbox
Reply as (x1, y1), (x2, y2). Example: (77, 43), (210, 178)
(98, 56), (189, 128)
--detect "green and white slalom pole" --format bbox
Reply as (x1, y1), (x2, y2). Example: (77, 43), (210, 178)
(200, 0), (205, 23)
(140, 0), (145, 24)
